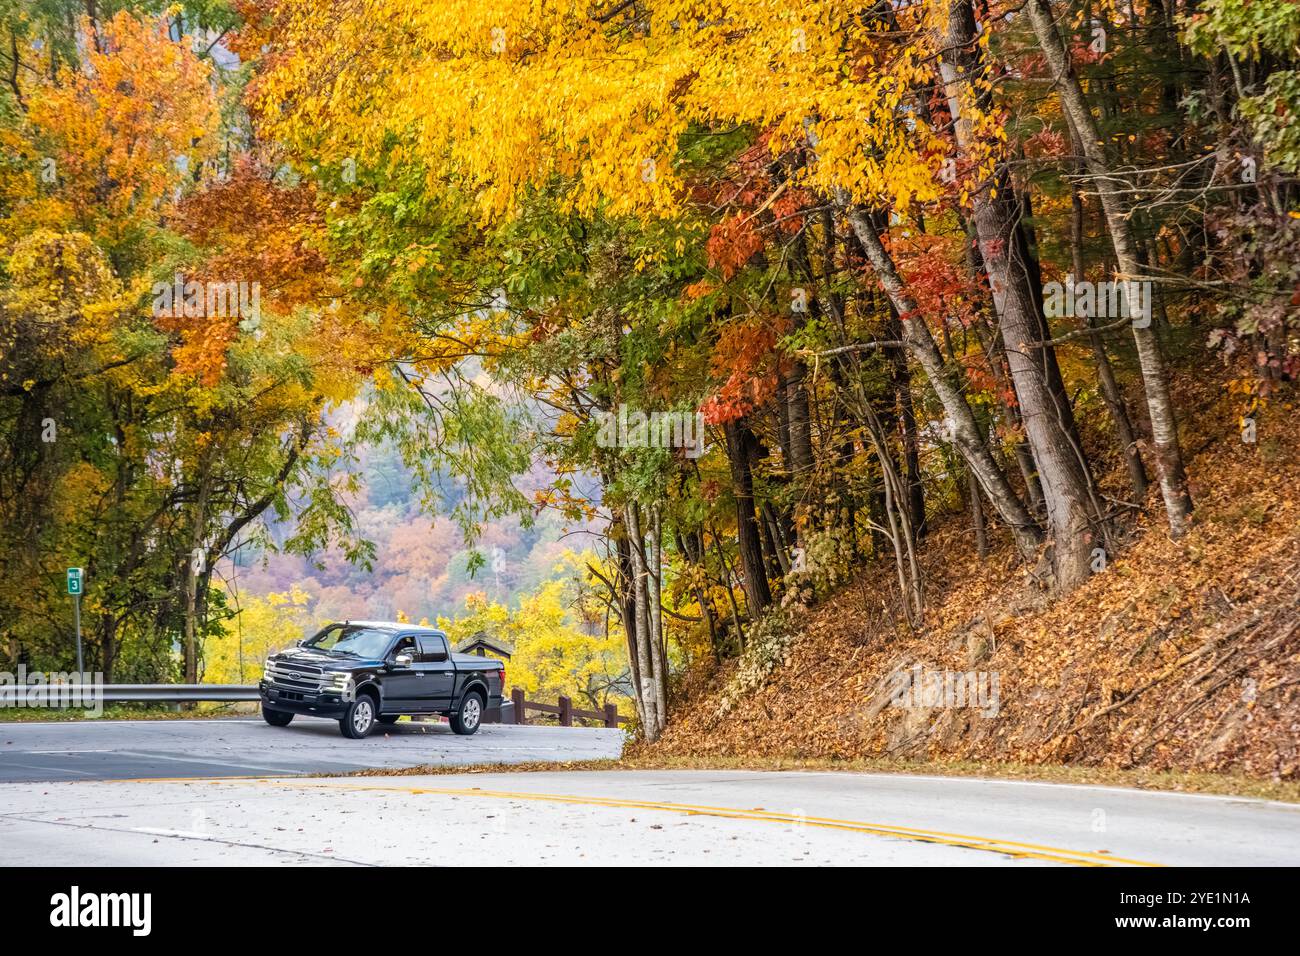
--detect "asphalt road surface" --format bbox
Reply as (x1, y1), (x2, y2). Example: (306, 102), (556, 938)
(2, 769), (1298, 866)
(0, 717), (624, 782)
(3, 720), (1297, 865)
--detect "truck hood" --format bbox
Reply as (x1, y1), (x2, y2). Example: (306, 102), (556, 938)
(270, 647), (382, 671)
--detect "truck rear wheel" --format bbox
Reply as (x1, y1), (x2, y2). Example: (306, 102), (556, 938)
(340, 694), (377, 738)
(262, 704), (293, 727)
(450, 691), (484, 736)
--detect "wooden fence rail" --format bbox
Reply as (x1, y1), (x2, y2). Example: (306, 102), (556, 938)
(509, 687), (628, 728)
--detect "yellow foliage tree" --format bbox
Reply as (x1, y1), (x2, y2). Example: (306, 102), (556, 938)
(246, 0), (945, 222)
(439, 552), (629, 715)
(204, 586), (315, 685)
(12, 12), (218, 246)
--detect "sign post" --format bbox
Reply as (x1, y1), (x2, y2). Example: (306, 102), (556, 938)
(67, 567), (83, 674)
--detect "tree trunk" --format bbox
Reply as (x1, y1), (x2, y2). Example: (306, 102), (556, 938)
(723, 418), (773, 615)
(707, 520), (747, 650)
(678, 529), (721, 662)
(182, 458), (212, 685)
(1024, 0), (1193, 537)
(614, 528), (645, 722)
(885, 309), (927, 537)
(645, 502), (667, 730)
(784, 207), (823, 548)
(854, 389), (925, 624)
(784, 361), (814, 481)
(1064, 118), (1150, 500)
(961, 232), (1047, 515)
(841, 205), (1045, 562)
(941, 0), (1103, 590)
(623, 501), (663, 740)
(98, 613), (116, 684)
(969, 468), (989, 558)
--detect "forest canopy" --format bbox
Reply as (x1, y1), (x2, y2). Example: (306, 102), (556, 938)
(1, 0), (1296, 737)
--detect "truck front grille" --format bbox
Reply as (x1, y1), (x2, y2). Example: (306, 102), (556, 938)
(265, 661), (326, 692)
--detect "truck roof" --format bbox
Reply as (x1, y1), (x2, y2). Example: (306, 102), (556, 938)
(339, 620), (444, 634)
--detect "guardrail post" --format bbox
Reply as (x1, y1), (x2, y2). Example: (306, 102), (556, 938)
(603, 703), (618, 728)
(512, 687), (526, 725)
(558, 695), (572, 727)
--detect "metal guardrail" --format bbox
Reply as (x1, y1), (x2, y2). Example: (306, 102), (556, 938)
(0, 684), (259, 705)
(0, 684), (623, 730)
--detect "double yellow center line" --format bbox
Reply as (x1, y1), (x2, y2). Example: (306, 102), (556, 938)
(255, 779), (1162, 866)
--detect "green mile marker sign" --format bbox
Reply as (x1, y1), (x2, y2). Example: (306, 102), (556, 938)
(67, 567), (83, 596)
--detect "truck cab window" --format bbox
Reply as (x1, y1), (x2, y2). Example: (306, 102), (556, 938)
(389, 636), (417, 660)
(304, 625), (391, 658)
(416, 634), (448, 662)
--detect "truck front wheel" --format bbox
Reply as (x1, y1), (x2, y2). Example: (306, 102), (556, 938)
(450, 691), (484, 736)
(340, 694), (377, 738)
(262, 704), (293, 727)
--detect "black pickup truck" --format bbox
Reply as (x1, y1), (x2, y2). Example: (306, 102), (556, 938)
(259, 621), (506, 738)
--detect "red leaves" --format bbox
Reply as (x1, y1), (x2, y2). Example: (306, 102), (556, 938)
(158, 158), (332, 382)
(1069, 39), (1106, 67)
(1022, 127), (1067, 159)
(963, 354), (1017, 409)
(178, 158), (328, 301)
(706, 216), (764, 281)
(700, 317), (785, 425)
(770, 188), (813, 235)
(890, 234), (980, 330)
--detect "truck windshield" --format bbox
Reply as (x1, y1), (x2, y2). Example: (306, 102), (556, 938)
(303, 625), (392, 659)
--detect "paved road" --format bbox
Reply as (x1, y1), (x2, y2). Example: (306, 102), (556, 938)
(0, 718), (623, 782)
(2, 769), (1297, 866)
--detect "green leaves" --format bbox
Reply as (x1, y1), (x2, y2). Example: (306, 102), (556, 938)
(353, 365), (534, 553)
(1240, 72), (1300, 175)
(1185, 0), (1300, 60)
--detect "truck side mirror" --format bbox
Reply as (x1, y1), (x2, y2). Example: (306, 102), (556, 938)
(393, 652), (414, 667)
